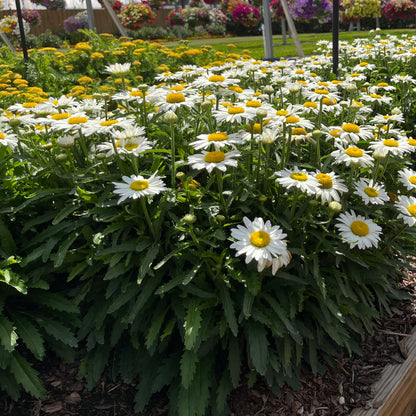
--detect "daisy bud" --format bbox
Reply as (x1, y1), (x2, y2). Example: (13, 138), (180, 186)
(201, 100), (213, 111)
(392, 107), (402, 115)
(164, 110), (178, 124)
(345, 83), (357, 92)
(138, 83), (149, 92)
(350, 101), (362, 110)
(9, 119), (21, 128)
(329, 201), (342, 212)
(372, 148), (386, 159)
(312, 130), (323, 139)
(263, 85), (274, 94)
(216, 215), (226, 223)
(55, 153), (68, 162)
(176, 171), (185, 181)
(42, 143), (53, 150)
(183, 214), (197, 224)
(258, 195), (267, 203)
(96, 153), (107, 159)
(256, 109), (268, 119)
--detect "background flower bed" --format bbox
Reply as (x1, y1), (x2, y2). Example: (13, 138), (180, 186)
(0, 31), (416, 416)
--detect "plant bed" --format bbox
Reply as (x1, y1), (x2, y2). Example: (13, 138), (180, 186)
(0, 268), (414, 416)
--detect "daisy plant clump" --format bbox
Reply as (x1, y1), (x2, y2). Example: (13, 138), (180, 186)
(1, 33), (416, 416)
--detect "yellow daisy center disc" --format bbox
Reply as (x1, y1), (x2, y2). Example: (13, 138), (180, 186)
(408, 139), (416, 146)
(350, 220), (369, 236)
(378, 82), (388, 87)
(346, 147), (363, 157)
(276, 110), (288, 116)
(408, 205), (416, 216)
(409, 176), (416, 185)
(371, 94), (382, 99)
(286, 116), (300, 123)
(250, 230), (271, 248)
(228, 107), (244, 115)
(303, 102), (318, 108)
(315, 89), (329, 95)
(130, 180), (149, 191)
(364, 187), (379, 197)
(22, 102), (37, 108)
(343, 123), (360, 133)
(68, 117), (88, 124)
(208, 75), (225, 82)
(0, 132), (4, 140)
(166, 93), (185, 103)
(383, 139), (398, 147)
(292, 127), (307, 135)
(124, 143), (138, 151)
(204, 151), (225, 163)
(246, 123), (262, 134)
(246, 100), (262, 108)
(290, 172), (308, 181)
(130, 91), (144, 97)
(100, 120), (118, 126)
(330, 129), (341, 137)
(51, 112), (70, 120)
(323, 97), (337, 105)
(316, 173), (333, 189)
(208, 133), (228, 142)
(228, 86), (243, 93)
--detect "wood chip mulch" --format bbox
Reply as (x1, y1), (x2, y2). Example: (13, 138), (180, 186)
(1, 267), (415, 416)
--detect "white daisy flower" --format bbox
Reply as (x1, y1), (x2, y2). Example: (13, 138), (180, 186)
(49, 112), (90, 133)
(153, 91), (199, 113)
(112, 173), (167, 204)
(337, 122), (374, 144)
(275, 167), (320, 196)
(189, 132), (242, 151)
(368, 137), (412, 158)
(230, 217), (289, 274)
(331, 145), (374, 168)
(394, 195), (416, 226)
(83, 117), (133, 137)
(212, 104), (255, 124)
(187, 150), (240, 173)
(191, 73), (240, 90)
(354, 178), (389, 205)
(315, 171), (348, 204)
(105, 62), (131, 76)
(398, 168), (416, 191)
(0, 130), (18, 150)
(335, 210), (382, 249)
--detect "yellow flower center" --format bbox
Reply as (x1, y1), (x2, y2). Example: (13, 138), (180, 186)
(370, 94), (382, 99)
(315, 89), (329, 95)
(246, 123), (261, 134)
(346, 147), (364, 157)
(208, 132), (228, 142)
(359, 62), (369, 67)
(228, 86), (243, 93)
(295, 69), (305, 74)
(246, 100), (262, 108)
(343, 123), (360, 133)
(228, 107), (244, 115)
(317, 82), (329, 86)
(409, 176), (416, 185)
(330, 129), (341, 137)
(292, 127), (307, 135)
(169, 86), (185, 91)
(407, 205), (416, 216)
(350, 220), (369, 236)
(316, 173), (333, 189)
(68, 116), (88, 124)
(276, 110), (288, 116)
(286, 116), (300, 123)
(22, 102), (37, 108)
(290, 172), (307, 181)
(250, 230), (271, 248)
(130, 91), (144, 97)
(130, 180), (149, 191)
(407, 139), (416, 146)
(0, 132), (4, 140)
(166, 93), (185, 103)
(364, 187), (379, 197)
(377, 82), (388, 87)
(323, 97), (337, 105)
(208, 75), (225, 82)
(383, 139), (398, 147)
(204, 151), (225, 163)
(100, 120), (119, 126)
(124, 143), (138, 151)
(51, 113), (70, 120)
(303, 102), (318, 108)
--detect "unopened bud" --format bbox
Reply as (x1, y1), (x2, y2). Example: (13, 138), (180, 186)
(183, 214), (197, 224)
(164, 110), (178, 124)
(55, 153), (68, 162)
(329, 201), (342, 212)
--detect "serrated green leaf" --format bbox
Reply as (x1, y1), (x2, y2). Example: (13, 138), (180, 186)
(155, 275), (183, 295)
(34, 292), (79, 314)
(151, 354), (179, 393)
(52, 202), (81, 225)
(107, 284), (138, 314)
(67, 262), (89, 282)
(160, 318), (175, 341)
(228, 336), (240, 388)
(118, 345), (139, 383)
(10, 314), (45, 360)
(0, 268), (27, 294)
(145, 307), (168, 350)
(36, 318), (77, 348)
(0, 368), (21, 400)
(246, 321), (269, 376)
(216, 371), (231, 415)
(217, 283), (238, 336)
(137, 244), (159, 284)
(86, 345), (110, 390)
(180, 349), (198, 389)
(53, 233), (79, 267)
(184, 300), (201, 350)
(0, 219), (16, 254)
(10, 353), (45, 398)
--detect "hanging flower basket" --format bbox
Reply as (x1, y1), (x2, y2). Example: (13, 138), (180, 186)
(166, 8), (185, 27)
(231, 4), (261, 27)
(29, 0), (65, 10)
(117, 2), (156, 30)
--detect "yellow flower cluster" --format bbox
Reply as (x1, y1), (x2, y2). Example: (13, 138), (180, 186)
(341, 0), (381, 18)
(0, 15), (17, 34)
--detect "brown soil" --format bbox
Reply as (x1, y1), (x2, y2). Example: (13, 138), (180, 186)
(1, 269), (415, 416)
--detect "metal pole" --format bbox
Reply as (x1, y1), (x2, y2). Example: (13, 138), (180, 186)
(85, 0), (96, 31)
(281, 18), (287, 45)
(100, 0), (128, 36)
(332, 0), (339, 75)
(262, 0), (274, 60)
(14, 0), (28, 60)
(280, 0), (304, 58)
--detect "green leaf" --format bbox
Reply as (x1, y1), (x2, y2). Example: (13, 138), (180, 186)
(216, 371), (231, 415)
(52, 202), (81, 225)
(137, 244), (159, 284)
(10, 314), (45, 360)
(184, 300), (202, 350)
(0, 219), (16, 254)
(0, 268), (27, 294)
(228, 336), (240, 388)
(10, 353), (45, 398)
(155, 274), (183, 295)
(246, 321), (269, 376)
(34, 292), (79, 314)
(242, 290), (255, 319)
(0, 368), (21, 400)
(182, 263), (201, 285)
(37, 318), (77, 348)
(217, 283), (238, 337)
(312, 253), (326, 298)
(107, 284), (138, 314)
(86, 345), (110, 390)
(145, 306), (168, 350)
(180, 349), (198, 389)
(0, 316), (18, 352)
(53, 233), (79, 267)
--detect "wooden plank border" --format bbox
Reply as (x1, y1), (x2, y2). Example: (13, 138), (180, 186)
(351, 326), (416, 416)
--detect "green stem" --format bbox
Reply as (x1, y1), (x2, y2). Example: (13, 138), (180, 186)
(140, 197), (156, 239)
(216, 169), (227, 216)
(170, 123), (176, 189)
